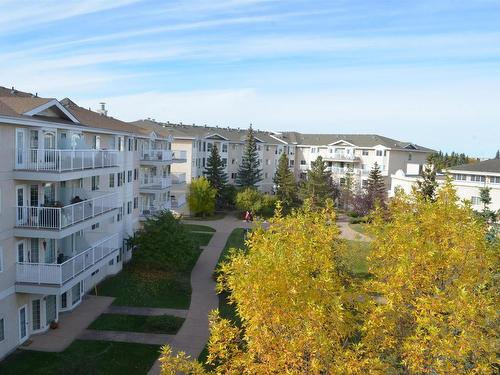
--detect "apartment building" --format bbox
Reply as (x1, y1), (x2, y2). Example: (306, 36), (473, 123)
(272, 132), (433, 190)
(132, 120), (291, 194)
(0, 87), (186, 360)
(390, 158), (500, 212)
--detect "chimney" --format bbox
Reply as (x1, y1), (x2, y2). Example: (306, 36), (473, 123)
(98, 102), (107, 116)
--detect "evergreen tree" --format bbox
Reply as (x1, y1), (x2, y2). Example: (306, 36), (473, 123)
(495, 150), (500, 159)
(300, 156), (331, 208)
(273, 153), (298, 209)
(204, 145), (228, 201)
(340, 167), (356, 210)
(236, 125), (262, 188)
(366, 162), (386, 208)
(416, 165), (438, 201)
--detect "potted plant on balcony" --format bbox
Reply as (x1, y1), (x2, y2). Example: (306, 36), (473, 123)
(50, 320), (59, 329)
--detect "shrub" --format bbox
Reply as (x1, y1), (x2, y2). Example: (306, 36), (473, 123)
(130, 211), (199, 271)
(235, 188), (276, 217)
(188, 177), (216, 217)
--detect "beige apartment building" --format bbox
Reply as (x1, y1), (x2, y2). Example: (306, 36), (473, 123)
(0, 87), (186, 360)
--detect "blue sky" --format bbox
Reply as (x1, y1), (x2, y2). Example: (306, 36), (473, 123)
(1, 0), (499, 156)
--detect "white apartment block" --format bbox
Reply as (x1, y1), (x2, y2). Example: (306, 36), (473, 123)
(0, 87), (187, 360)
(390, 158), (500, 212)
(132, 122), (432, 196)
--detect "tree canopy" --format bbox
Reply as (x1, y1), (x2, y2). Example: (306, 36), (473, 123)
(299, 155), (332, 208)
(273, 152), (298, 209)
(204, 144), (228, 194)
(416, 164), (438, 201)
(427, 151), (479, 172)
(188, 177), (216, 217)
(236, 125), (262, 188)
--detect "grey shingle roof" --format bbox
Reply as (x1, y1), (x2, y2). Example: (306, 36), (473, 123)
(448, 159), (500, 174)
(274, 132), (434, 151)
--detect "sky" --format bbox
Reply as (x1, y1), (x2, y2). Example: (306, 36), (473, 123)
(0, 0), (499, 156)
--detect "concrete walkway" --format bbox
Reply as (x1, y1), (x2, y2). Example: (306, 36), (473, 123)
(20, 295), (114, 352)
(79, 329), (175, 346)
(337, 214), (371, 242)
(148, 215), (251, 375)
(106, 306), (188, 318)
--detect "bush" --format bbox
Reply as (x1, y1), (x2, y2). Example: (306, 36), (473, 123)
(130, 211), (199, 272)
(235, 188), (276, 217)
(188, 177), (216, 217)
(349, 216), (368, 224)
(219, 184), (237, 209)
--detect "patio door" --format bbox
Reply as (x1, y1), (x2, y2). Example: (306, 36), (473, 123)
(16, 185), (27, 225)
(19, 305), (28, 344)
(15, 128), (26, 168)
(32, 299), (41, 331)
(17, 240), (27, 263)
(45, 295), (57, 326)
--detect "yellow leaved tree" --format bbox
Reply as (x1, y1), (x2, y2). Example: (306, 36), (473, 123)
(361, 180), (499, 374)
(160, 201), (367, 374)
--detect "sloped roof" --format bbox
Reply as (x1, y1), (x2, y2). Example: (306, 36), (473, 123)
(448, 158), (500, 174)
(0, 86), (34, 98)
(274, 132), (433, 151)
(0, 96), (54, 115)
(61, 98), (149, 136)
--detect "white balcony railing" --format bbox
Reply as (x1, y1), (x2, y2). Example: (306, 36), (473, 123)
(16, 192), (119, 230)
(140, 203), (171, 217)
(139, 176), (171, 189)
(141, 149), (172, 162)
(15, 149), (119, 172)
(16, 234), (120, 285)
(172, 150), (187, 161)
(325, 153), (360, 161)
(171, 194), (186, 209)
(329, 167), (363, 175)
(171, 172), (186, 184)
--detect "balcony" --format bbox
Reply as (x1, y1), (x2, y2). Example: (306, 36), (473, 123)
(323, 153), (361, 162)
(14, 149), (121, 181)
(139, 202), (171, 219)
(139, 176), (171, 191)
(171, 193), (186, 209)
(140, 149), (173, 164)
(171, 172), (186, 185)
(329, 167), (363, 175)
(16, 234), (120, 291)
(172, 150), (187, 162)
(15, 192), (119, 236)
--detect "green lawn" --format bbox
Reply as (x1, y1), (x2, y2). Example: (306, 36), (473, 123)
(181, 224), (216, 232)
(348, 223), (370, 238)
(0, 340), (160, 375)
(343, 240), (371, 277)
(88, 313), (184, 334)
(94, 258), (197, 308)
(199, 228), (247, 366)
(191, 232), (214, 247)
(183, 212), (226, 221)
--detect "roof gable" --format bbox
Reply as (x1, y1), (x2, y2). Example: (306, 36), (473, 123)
(24, 99), (80, 123)
(205, 133), (228, 140)
(329, 139), (356, 147)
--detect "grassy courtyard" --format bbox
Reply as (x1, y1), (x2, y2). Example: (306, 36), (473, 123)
(88, 313), (185, 334)
(0, 340), (160, 375)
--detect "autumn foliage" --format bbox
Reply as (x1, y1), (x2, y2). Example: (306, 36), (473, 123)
(160, 182), (499, 375)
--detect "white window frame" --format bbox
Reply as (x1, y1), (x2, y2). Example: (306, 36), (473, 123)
(0, 246), (3, 272)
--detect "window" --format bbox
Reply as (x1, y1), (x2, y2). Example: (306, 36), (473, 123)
(127, 201), (132, 214)
(231, 173), (237, 179)
(32, 300), (41, 330)
(471, 175), (485, 182)
(362, 150), (369, 156)
(134, 139), (138, 151)
(222, 143), (228, 152)
(471, 196), (481, 205)
(0, 318), (4, 342)
(408, 153), (412, 161)
(203, 142), (206, 152)
(134, 168), (138, 181)
(362, 179), (368, 188)
(91, 222), (100, 230)
(290, 160), (295, 167)
(300, 160), (306, 165)
(118, 171), (125, 186)
(117, 136), (124, 151)
(490, 176), (500, 184)
(61, 293), (67, 309)
(453, 174), (466, 181)
(117, 206), (123, 222)
(72, 283), (81, 305)
(265, 145), (270, 152)
(222, 158), (227, 167)
(311, 147), (317, 153)
(128, 170), (132, 183)
(265, 159), (270, 165)
(134, 197), (138, 209)
(128, 138), (133, 151)
(109, 173), (115, 188)
(108, 258), (114, 266)
(231, 159), (236, 165)
(202, 158), (205, 167)
(94, 135), (101, 149)
(207, 143), (212, 152)
(0, 247), (3, 273)
(92, 176), (100, 191)
(264, 172), (268, 179)
(376, 150), (383, 156)
(257, 145), (261, 151)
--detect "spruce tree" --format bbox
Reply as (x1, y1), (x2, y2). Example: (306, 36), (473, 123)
(495, 150), (500, 159)
(204, 144), (228, 194)
(416, 165), (438, 202)
(366, 162), (386, 208)
(273, 152), (298, 209)
(236, 125), (262, 188)
(300, 156), (331, 208)
(340, 167), (356, 210)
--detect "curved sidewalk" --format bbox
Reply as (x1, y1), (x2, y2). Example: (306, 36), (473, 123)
(148, 215), (250, 375)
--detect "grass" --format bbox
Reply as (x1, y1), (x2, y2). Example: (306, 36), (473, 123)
(343, 240), (371, 278)
(94, 257), (198, 308)
(0, 340), (160, 375)
(88, 313), (185, 334)
(181, 224), (216, 232)
(183, 212), (226, 221)
(199, 228), (247, 366)
(348, 223), (370, 237)
(191, 232), (214, 247)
